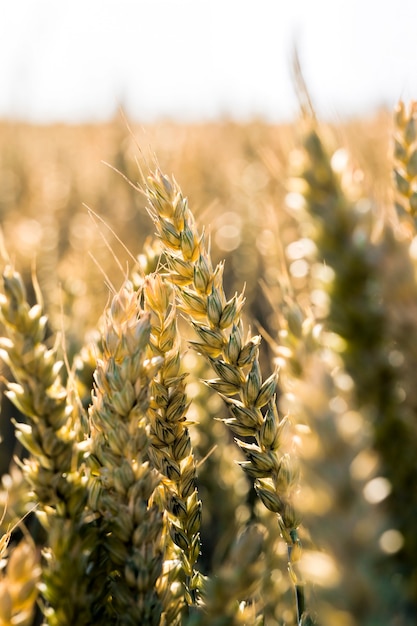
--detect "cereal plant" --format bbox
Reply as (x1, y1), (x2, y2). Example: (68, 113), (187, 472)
(0, 103), (416, 626)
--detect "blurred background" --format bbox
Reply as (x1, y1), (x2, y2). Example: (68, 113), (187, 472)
(1, 0), (414, 324)
(0, 0), (413, 395)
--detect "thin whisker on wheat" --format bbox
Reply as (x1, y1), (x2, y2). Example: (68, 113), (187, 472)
(0, 501), (39, 558)
(0, 228), (10, 265)
(117, 108), (155, 184)
(154, 251), (170, 276)
(31, 258), (44, 309)
(101, 161), (142, 193)
(118, 107), (146, 159)
(134, 154), (147, 189)
(91, 221), (126, 280)
(135, 152), (161, 199)
(86, 205), (138, 270)
(57, 284), (73, 380)
(0, 492), (8, 527)
(137, 153), (161, 192)
(88, 251), (117, 295)
(196, 444), (218, 469)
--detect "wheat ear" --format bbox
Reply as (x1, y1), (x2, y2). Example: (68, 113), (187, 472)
(87, 280), (172, 624)
(0, 266), (97, 625)
(144, 170), (304, 621)
(141, 272), (202, 610)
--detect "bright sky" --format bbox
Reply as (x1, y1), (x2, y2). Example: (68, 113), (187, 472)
(1, 0), (417, 123)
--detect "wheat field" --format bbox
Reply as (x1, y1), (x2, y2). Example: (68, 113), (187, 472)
(0, 107), (415, 626)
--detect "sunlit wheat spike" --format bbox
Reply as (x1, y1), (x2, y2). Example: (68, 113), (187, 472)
(86, 280), (184, 623)
(0, 263), (97, 625)
(144, 167), (304, 620)
(143, 272), (202, 607)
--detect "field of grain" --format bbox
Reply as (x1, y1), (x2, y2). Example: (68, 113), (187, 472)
(0, 108), (415, 626)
